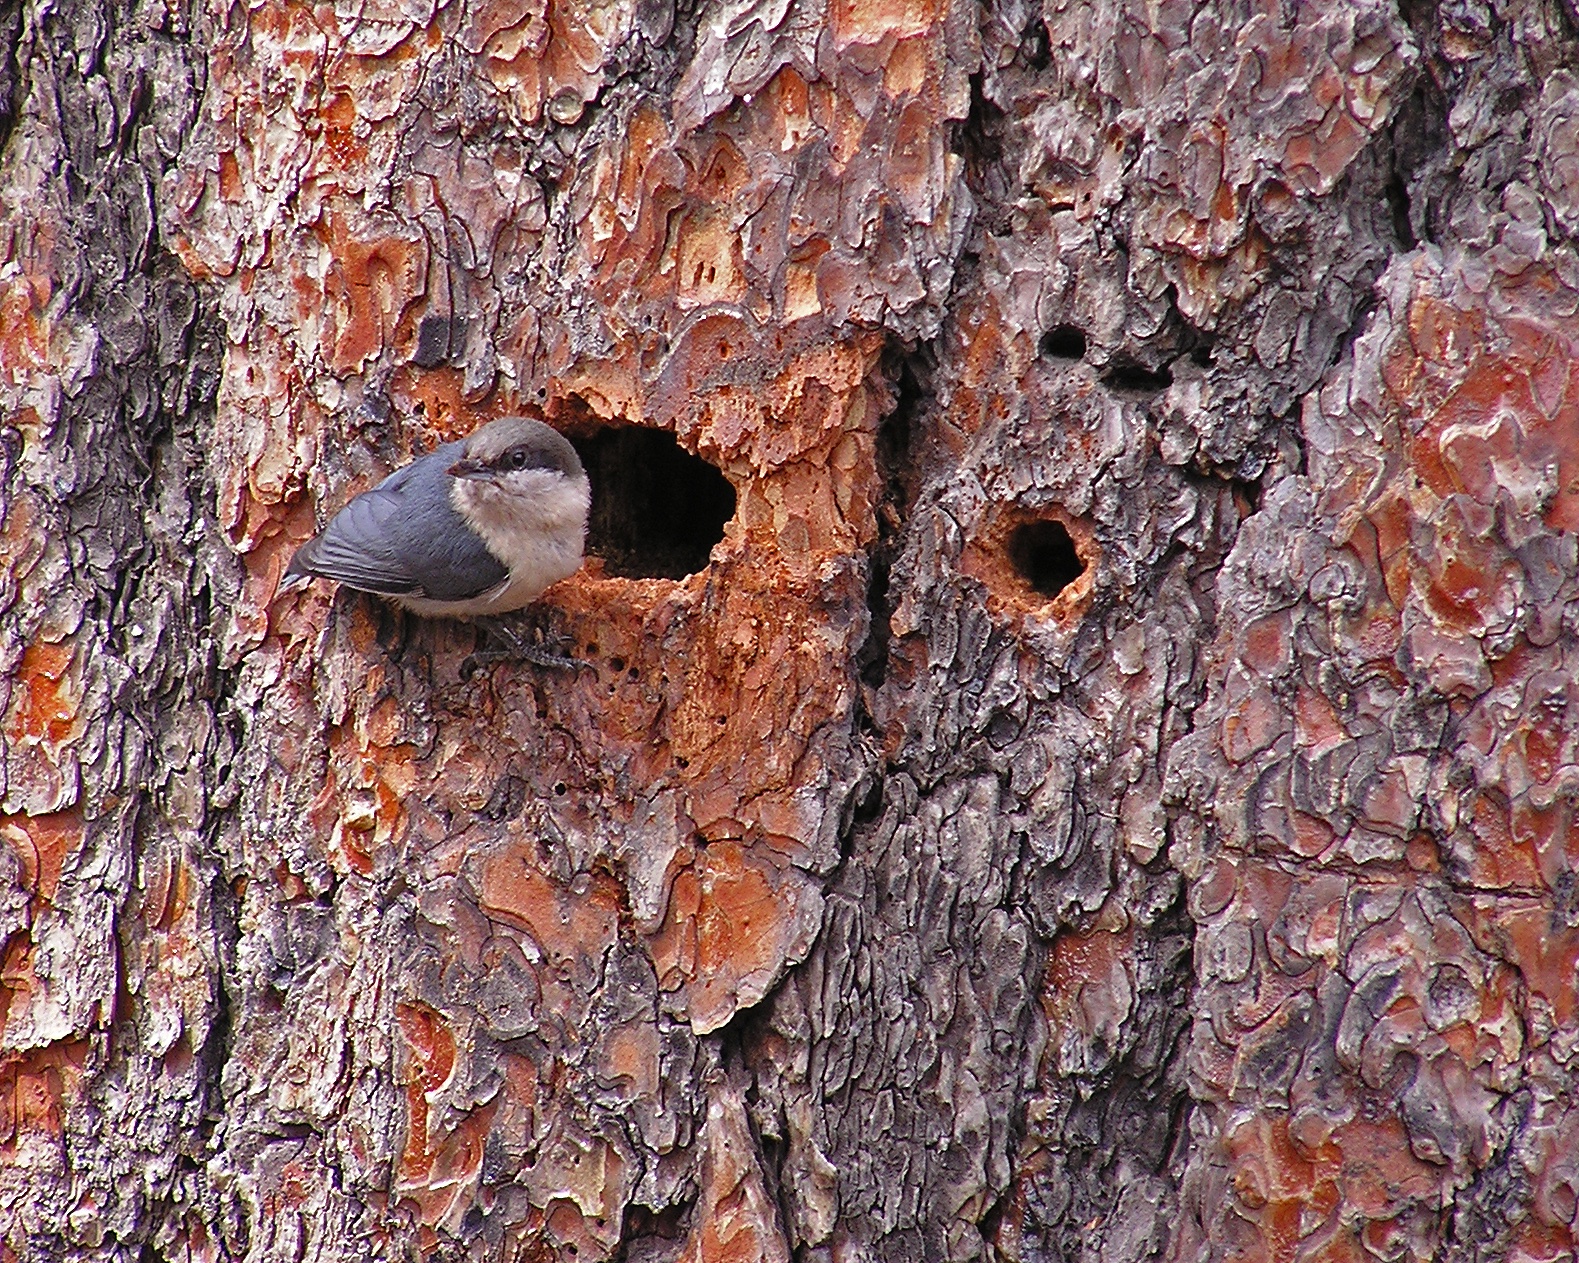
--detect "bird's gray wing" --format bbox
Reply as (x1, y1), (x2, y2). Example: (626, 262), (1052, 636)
(287, 443), (510, 601)
(287, 484), (427, 595)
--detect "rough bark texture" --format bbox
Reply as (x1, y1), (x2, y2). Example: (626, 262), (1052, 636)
(3, 0), (1579, 1260)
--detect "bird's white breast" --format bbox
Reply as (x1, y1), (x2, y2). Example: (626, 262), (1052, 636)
(396, 471), (590, 617)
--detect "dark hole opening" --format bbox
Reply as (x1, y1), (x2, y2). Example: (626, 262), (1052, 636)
(1101, 361), (1174, 394)
(1040, 324), (1088, 360)
(1386, 168), (1417, 250)
(621, 1198), (692, 1248)
(568, 426), (735, 579)
(411, 313), (467, 368)
(1007, 519), (1084, 598)
(1019, 16), (1052, 71)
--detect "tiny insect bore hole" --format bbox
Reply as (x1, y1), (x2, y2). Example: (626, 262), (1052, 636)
(1007, 519), (1085, 599)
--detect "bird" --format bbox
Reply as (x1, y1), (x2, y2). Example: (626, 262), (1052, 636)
(283, 416), (591, 666)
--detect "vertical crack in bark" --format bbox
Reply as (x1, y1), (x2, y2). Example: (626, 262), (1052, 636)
(1384, 73), (1450, 252)
(856, 338), (930, 698)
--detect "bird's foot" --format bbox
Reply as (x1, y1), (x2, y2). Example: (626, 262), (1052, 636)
(469, 617), (586, 673)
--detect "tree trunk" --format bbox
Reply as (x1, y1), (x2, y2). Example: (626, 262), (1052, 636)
(3, 0), (1578, 1259)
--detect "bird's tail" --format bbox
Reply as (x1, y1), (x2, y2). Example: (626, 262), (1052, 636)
(278, 546), (316, 595)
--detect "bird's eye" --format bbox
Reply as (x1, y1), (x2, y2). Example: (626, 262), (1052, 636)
(509, 449), (529, 469)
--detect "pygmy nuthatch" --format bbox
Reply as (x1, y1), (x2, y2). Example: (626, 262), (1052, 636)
(285, 417), (591, 632)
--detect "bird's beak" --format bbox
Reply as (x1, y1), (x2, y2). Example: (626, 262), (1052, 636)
(446, 458), (491, 481)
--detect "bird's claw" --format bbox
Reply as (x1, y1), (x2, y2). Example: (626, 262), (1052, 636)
(474, 618), (589, 673)
(514, 642), (585, 671)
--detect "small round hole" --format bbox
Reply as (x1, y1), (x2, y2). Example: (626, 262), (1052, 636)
(1007, 519), (1085, 598)
(610, 657), (626, 672)
(1040, 324), (1087, 360)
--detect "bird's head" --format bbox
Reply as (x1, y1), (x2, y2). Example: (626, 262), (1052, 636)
(447, 417), (591, 543)
(447, 416), (586, 491)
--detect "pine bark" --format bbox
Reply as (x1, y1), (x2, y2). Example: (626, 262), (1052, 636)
(3, 1), (1579, 1261)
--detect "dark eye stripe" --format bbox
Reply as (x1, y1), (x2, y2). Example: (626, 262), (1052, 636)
(495, 446), (564, 474)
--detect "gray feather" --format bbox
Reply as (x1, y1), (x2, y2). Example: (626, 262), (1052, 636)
(287, 440), (509, 601)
